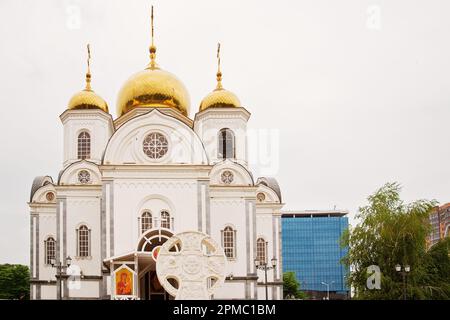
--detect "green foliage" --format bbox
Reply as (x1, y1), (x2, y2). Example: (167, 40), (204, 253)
(342, 182), (450, 299)
(283, 271), (308, 299)
(0, 264), (30, 300)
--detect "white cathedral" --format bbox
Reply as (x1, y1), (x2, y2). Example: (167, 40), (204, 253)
(28, 9), (284, 300)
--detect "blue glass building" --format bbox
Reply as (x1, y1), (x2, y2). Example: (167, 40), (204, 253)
(282, 211), (349, 299)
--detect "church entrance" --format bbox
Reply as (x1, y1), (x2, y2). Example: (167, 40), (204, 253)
(105, 228), (179, 300)
(136, 228), (178, 300)
(140, 270), (172, 300)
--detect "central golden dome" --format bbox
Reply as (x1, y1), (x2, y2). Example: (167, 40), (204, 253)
(116, 66), (190, 117)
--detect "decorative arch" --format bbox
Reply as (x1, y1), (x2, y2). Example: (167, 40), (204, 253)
(58, 160), (101, 185)
(210, 160), (254, 186)
(256, 184), (281, 204)
(134, 194), (176, 236)
(103, 110), (208, 165)
(136, 228), (174, 253)
(31, 183), (56, 204)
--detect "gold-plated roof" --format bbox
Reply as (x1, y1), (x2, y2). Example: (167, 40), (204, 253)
(199, 88), (241, 111)
(199, 43), (241, 111)
(68, 44), (109, 113)
(68, 89), (109, 112)
(116, 6), (190, 118)
(116, 67), (190, 117)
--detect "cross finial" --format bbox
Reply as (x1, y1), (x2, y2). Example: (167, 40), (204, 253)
(148, 5), (157, 69)
(216, 42), (223, 89)
(85, 43), (92, 91)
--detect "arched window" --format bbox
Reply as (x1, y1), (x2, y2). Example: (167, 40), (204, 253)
(218, 128), (235, 159)
(141, 211), (152, 233)
(222, 226), (236, 259)
(44, 237), (56, 265)
(77, 131), (91, 160)
(77, 225), (90, 257)
(160, 211), (171, 229)
(256, 238), (267, 264)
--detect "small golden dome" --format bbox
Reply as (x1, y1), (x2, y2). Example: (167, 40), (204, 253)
(199, 43), (241, 112)
(116, 67), (190, 117)
(68, 44), (109, 113)
(199, 87), (241, 111)
(68, 88), (109, 113)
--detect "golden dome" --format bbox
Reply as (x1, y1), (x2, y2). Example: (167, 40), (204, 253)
(68, 88), (109, 113)
(116, 6), (190, 118)
(116, 66), (190, 117)
(199, 43), (241, 112)
(68, 44), (109, 113)
(199, 87), (241, 111)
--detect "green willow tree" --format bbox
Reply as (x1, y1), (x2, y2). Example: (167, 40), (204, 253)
(342, 182), (450, 299)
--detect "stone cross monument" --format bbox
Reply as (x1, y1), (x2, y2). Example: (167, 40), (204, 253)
(156, 231), (227, 300)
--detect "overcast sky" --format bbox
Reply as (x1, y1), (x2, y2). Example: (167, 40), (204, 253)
(1, 0), (449, 264)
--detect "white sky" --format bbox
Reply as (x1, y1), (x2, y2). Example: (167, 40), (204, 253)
(0, 0), (449, 264)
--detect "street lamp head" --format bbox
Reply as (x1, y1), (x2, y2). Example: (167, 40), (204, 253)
(271, 257), (277, 268)
(66, 256), (72, 267)
(254, 258), (260, 267)
(50, 258), (56, 267)
(395, 264), (401, 272)
(321, 281), (327, 286)
(404, 265), (410, 273)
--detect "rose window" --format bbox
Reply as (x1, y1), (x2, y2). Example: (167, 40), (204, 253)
(78, 170), (91, 184)
(221, 170), (234, 184)
(143, 132), (169, 159)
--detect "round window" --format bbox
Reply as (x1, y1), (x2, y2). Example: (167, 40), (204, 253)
(143, 132), (169, 159)
(257, 192), (266, 202)
(46, 192), (55, 201)
(221, 170), (234, 184)
(78, 170), (91, 184)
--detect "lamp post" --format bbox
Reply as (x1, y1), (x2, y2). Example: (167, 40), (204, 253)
(395, 264), (410, 300)
(321, 281), (334, 300)
(50, 256), (72, 300)
(254, 256), (277, 300)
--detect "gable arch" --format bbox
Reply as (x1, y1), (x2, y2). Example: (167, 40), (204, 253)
(58, 160), (101, 185)
(133, 194), (176, 235)
(103, 110), (208, 165)
(256, 184), (281, 204)
(210, 160), (254, 186)
(31, 183), (56, 204)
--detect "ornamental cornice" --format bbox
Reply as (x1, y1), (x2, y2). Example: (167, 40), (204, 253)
(210, 199), (246, 206)
(60, 109), (114, 125)
(115, 181), (196, 190)
(194, 107), (251, 123)
(66, 199), (100, 206)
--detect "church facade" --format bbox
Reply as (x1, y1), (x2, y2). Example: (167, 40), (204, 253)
(28, 10), (283, 300)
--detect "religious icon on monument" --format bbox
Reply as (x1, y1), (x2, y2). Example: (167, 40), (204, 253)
(115, 267), (133, 296)
(152, 245), (161, 262)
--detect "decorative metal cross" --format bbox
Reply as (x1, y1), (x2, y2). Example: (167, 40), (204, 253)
(156, 231), (227, 300)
